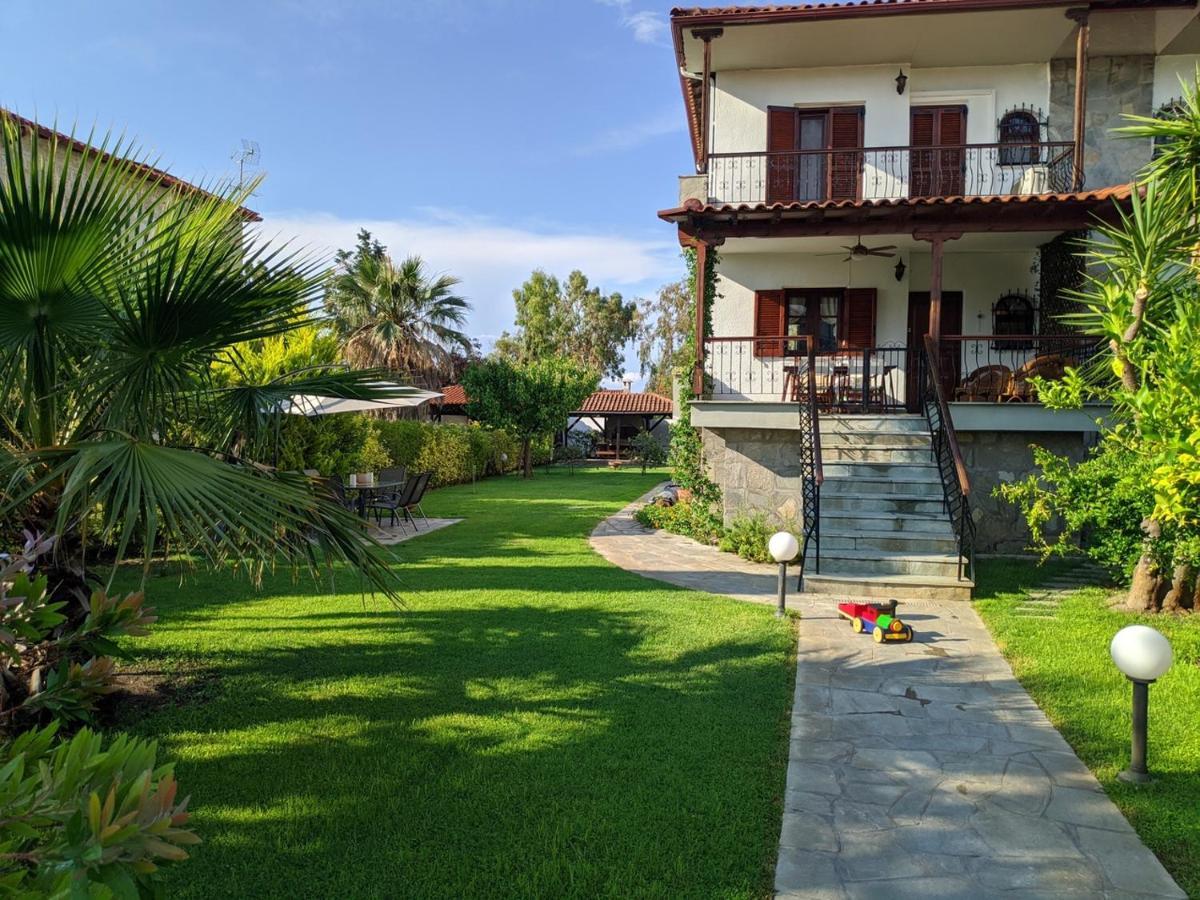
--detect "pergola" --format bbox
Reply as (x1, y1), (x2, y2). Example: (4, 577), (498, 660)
(566, 390), (673, 459)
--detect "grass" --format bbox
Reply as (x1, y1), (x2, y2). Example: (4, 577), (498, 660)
(114, 467), (797, 899)
(975, 557), (1200, 897)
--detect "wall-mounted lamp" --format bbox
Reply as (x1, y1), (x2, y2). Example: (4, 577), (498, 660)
(894, 258), (906, 281)
(895, 69), (908, 95)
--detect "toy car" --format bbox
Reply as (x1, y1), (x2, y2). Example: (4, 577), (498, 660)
(836, 602), (914, 643)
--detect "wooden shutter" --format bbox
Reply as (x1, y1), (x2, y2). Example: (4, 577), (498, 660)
(937, 106), (966, 195)
(910, 108), (936, 197)
(754, 290), (787, 357)
(828, 107), (863, 201)
(841, 288), (877, 349)
(766, 107), (799, 204)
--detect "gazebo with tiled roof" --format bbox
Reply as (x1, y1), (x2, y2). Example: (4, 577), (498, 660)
(568, 389), (674, 460)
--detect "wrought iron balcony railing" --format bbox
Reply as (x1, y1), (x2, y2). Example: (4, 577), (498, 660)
(706, 142), (1075, 206)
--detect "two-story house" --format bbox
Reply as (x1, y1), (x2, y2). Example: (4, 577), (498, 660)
(658, 0), (1200, 599)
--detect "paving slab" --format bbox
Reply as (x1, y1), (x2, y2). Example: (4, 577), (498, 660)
(591, 490), (1185, 899)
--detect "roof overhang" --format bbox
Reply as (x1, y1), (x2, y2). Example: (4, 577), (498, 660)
(2, 110), (262, 222)
(659, 186), (1133, 240)
(672, 0), (1199, 169)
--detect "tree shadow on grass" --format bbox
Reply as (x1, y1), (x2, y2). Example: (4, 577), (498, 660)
(134, 603), (795, 899)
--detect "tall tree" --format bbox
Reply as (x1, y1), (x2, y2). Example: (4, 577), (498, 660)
(461, 357), (598, 477)
(637, 278), (690, 396)
(497, 269), (639, 380)
(325, 231), (472, 381)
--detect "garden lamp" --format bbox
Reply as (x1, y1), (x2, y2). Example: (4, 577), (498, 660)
(769, 531), (800, 618)
(1110, 625), (1173, 784)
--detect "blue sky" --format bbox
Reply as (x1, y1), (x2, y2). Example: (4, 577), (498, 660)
(3, 0), (693, 380)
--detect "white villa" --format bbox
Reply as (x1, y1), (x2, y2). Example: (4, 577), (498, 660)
(658, 0), (1200, 599)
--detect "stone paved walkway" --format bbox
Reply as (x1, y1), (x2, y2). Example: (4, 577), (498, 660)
(371, 518), (462, 546)
(591, 488), (1185, 900)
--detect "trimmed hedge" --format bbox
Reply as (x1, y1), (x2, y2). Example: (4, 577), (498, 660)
(280, 415), (551, 488)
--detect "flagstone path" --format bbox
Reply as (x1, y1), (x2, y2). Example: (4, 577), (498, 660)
(591, 489), (1185, 899)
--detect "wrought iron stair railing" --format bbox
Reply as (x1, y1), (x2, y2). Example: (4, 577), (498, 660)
(921, 335), (975, 583)
(796, 338), (823, 589)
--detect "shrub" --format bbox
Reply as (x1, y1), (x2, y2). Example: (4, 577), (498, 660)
(278, 413), (378, 476)
(996, 439), (1159, 582)
(718, 513), (775, 563)
(0, 534), (198, 893)
(635, 499), (723, 545)
(375, 420), (525, 486)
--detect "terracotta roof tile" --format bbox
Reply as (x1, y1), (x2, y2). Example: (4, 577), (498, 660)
(658, 185), (1133, 221)
(1, 109), (261, 222)
(575, 390), (673, 415)
(438, 384), (468, 405)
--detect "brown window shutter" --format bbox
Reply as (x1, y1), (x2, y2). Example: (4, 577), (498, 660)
(828, 106), (863, 201)
(766, 107), (799, 204)
(754, 290), (787, 357)
(938, 106), (966, 146)
(910, 109), (936, 146)
(842, 288), (877, 349)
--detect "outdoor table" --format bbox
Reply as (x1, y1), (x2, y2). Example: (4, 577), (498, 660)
(345, 480), (406, 518)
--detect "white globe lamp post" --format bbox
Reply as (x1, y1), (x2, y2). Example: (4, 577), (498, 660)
(1110, 625), (1173, 784)
(769, 531), (800, 618)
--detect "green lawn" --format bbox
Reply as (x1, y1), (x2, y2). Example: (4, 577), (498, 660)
(115, 467), (796, 898)
(975, 558), (1200, 897)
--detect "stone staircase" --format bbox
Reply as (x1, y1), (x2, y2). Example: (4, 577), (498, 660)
(803, 414), (974, 601)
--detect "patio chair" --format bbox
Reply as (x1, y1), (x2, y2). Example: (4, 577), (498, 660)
(367, 471), (432, 530)
(1001, 354), (1071, 403)
(379, 465), (407, 486)
(320, 475), (357, 513)
(955, 364), (1011, 403)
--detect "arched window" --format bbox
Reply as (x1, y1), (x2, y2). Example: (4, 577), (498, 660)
(998, 110), (1041, 165)
(1153, 99), (1184, 158)
(993, 293), (1036, 348)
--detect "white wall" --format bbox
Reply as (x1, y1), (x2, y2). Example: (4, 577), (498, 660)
(709, 63), (1056, 203)
(1153, 54), (1200, 108)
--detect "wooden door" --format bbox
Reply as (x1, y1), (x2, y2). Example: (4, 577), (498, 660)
(910, 106), (967, 197)
(766, 106), (863, 204)
(905, 291), (963, 411)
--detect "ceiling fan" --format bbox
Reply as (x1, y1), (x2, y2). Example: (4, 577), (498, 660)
(819, 240), (897, 262)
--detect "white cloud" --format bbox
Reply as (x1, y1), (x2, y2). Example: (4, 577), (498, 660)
(576, 109), (685, 156)
(257, 208), (681, 347)
(597, 0), (669, 45)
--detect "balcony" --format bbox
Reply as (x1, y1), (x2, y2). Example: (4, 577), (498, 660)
(699, 334), (1102, 408)
(706, 142), (1076, 206)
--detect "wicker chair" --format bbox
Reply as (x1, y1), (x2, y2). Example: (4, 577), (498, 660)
(1001, 354), (1071, 402)
(955, 364), (1011, 403)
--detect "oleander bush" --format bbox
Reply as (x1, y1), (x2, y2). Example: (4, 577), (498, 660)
(0, 534), (198, 894)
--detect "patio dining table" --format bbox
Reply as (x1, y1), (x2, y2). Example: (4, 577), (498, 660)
(344, 479), (406, 518)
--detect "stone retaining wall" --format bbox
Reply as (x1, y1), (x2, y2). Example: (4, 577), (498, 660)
(700, 426), (1095, 553)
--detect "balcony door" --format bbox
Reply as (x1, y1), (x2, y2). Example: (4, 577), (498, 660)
(910, 106), (966, 197)
(906, 291), (963, 411)
(766, 106), (863, 204)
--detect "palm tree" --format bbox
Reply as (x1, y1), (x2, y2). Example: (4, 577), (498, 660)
(0, 113), (401, 598)
(326, 252), (472, 380)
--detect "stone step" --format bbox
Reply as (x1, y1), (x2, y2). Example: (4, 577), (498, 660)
(822, 462), (941, 481)
(821, 492), (947, 515)
(821, 414), (929, 434)
(821, 446), (934, 464)
(819, 512), (955, 536)
(822, 476), (945, 496)
(801, 571), (973, 602)
(819, 430), (932, 449)
(820, 530), (960, 554)
(809, 547), (966, 578)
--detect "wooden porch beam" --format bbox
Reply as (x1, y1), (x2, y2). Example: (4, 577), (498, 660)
(693, 28), (724, 174)
(913, 231), (962, 339)
(1067, 8), (1090, 191)
(693, 240), (709, 397)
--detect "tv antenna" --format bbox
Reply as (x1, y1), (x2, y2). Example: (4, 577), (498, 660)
(231, 139), (261, 187)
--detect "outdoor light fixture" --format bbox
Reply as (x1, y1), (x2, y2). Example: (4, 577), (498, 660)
(1110, 625), (1174, 783)
(894, 258), (906, 281)
(769, 531), (800, 618)
(895, 69), (908, 95)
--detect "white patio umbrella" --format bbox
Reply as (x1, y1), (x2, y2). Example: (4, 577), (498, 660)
(274, 382), (443, 416)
